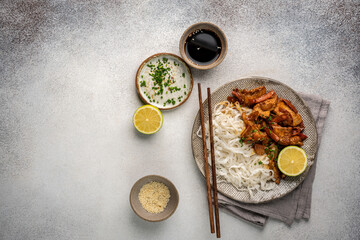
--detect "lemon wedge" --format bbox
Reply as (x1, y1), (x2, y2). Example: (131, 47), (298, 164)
(133, 105), (163, 134)
(277, 146), (308, 176)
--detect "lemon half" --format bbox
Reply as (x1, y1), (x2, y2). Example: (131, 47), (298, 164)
(133, 105), (163, 134)
(277, 146), (308, 177)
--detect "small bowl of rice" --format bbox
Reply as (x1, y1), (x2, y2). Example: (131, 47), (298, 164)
(129, 175), (179, 222)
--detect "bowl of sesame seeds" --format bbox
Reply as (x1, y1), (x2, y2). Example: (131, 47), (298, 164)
(129, 175), (179, 222)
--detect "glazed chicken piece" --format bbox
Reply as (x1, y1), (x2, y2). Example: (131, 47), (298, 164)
(240, 112), (267, 143)
(241, 125), (267, 143)
(253, 91), (278, 119)
(242, 111), (259, 126)
(227, 96), (238, 103)
(273, 99), (303, 127)
(268, 159), (281, 184)
(265, 144), (282, 184)
(254, 143), (265, 155)
(254, 90), (276, 104)
(265, 143), (279, 161)
(232, 86), (267, 107)
(265, 124), (306, 146)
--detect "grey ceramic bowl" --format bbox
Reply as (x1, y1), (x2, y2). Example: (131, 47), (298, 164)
(179, 22), (228, 70)
(129, 175), (179, 222)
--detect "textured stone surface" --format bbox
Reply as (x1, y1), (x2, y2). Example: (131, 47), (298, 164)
(0, 0), (359, 239)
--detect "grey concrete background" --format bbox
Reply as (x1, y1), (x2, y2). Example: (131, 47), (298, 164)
(0, 0), (359, 239)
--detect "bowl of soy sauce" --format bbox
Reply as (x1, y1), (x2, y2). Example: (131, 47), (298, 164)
(179, 22), (228, 70)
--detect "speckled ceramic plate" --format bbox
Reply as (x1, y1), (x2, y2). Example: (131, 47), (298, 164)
(191, 76), (318, 203)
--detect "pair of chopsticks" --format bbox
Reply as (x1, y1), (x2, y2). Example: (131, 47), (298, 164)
(198, 83), (221, 238)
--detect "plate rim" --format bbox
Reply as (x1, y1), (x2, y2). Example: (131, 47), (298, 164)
(191, 76), (318, 204)
(135, 52), (194, 110)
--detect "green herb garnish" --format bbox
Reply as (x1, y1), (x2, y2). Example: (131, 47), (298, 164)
(239, 137), (244, 147)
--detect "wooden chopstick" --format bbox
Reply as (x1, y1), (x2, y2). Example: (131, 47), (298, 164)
(207, 87), (221, 238)
(197, 83), (215, 234)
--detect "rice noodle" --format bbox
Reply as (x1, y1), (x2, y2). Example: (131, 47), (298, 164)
(197, 101), (276, 198)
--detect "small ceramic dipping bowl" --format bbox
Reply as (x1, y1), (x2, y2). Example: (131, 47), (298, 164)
(179, 22), (228, 70)
(129, 175), (179, 222)
(135, 53), (193, 110)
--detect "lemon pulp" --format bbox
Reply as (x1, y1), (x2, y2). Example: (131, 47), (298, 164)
(133, 105), (163, 134)
(277, 146), (308, 176)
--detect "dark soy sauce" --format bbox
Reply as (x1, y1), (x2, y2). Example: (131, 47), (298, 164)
(185, 29), (222, 65)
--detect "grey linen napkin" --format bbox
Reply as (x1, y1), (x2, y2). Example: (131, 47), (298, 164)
(217, 93), (330, 227)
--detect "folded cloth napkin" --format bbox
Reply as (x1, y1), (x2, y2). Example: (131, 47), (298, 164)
(217, 93), (330, 227)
